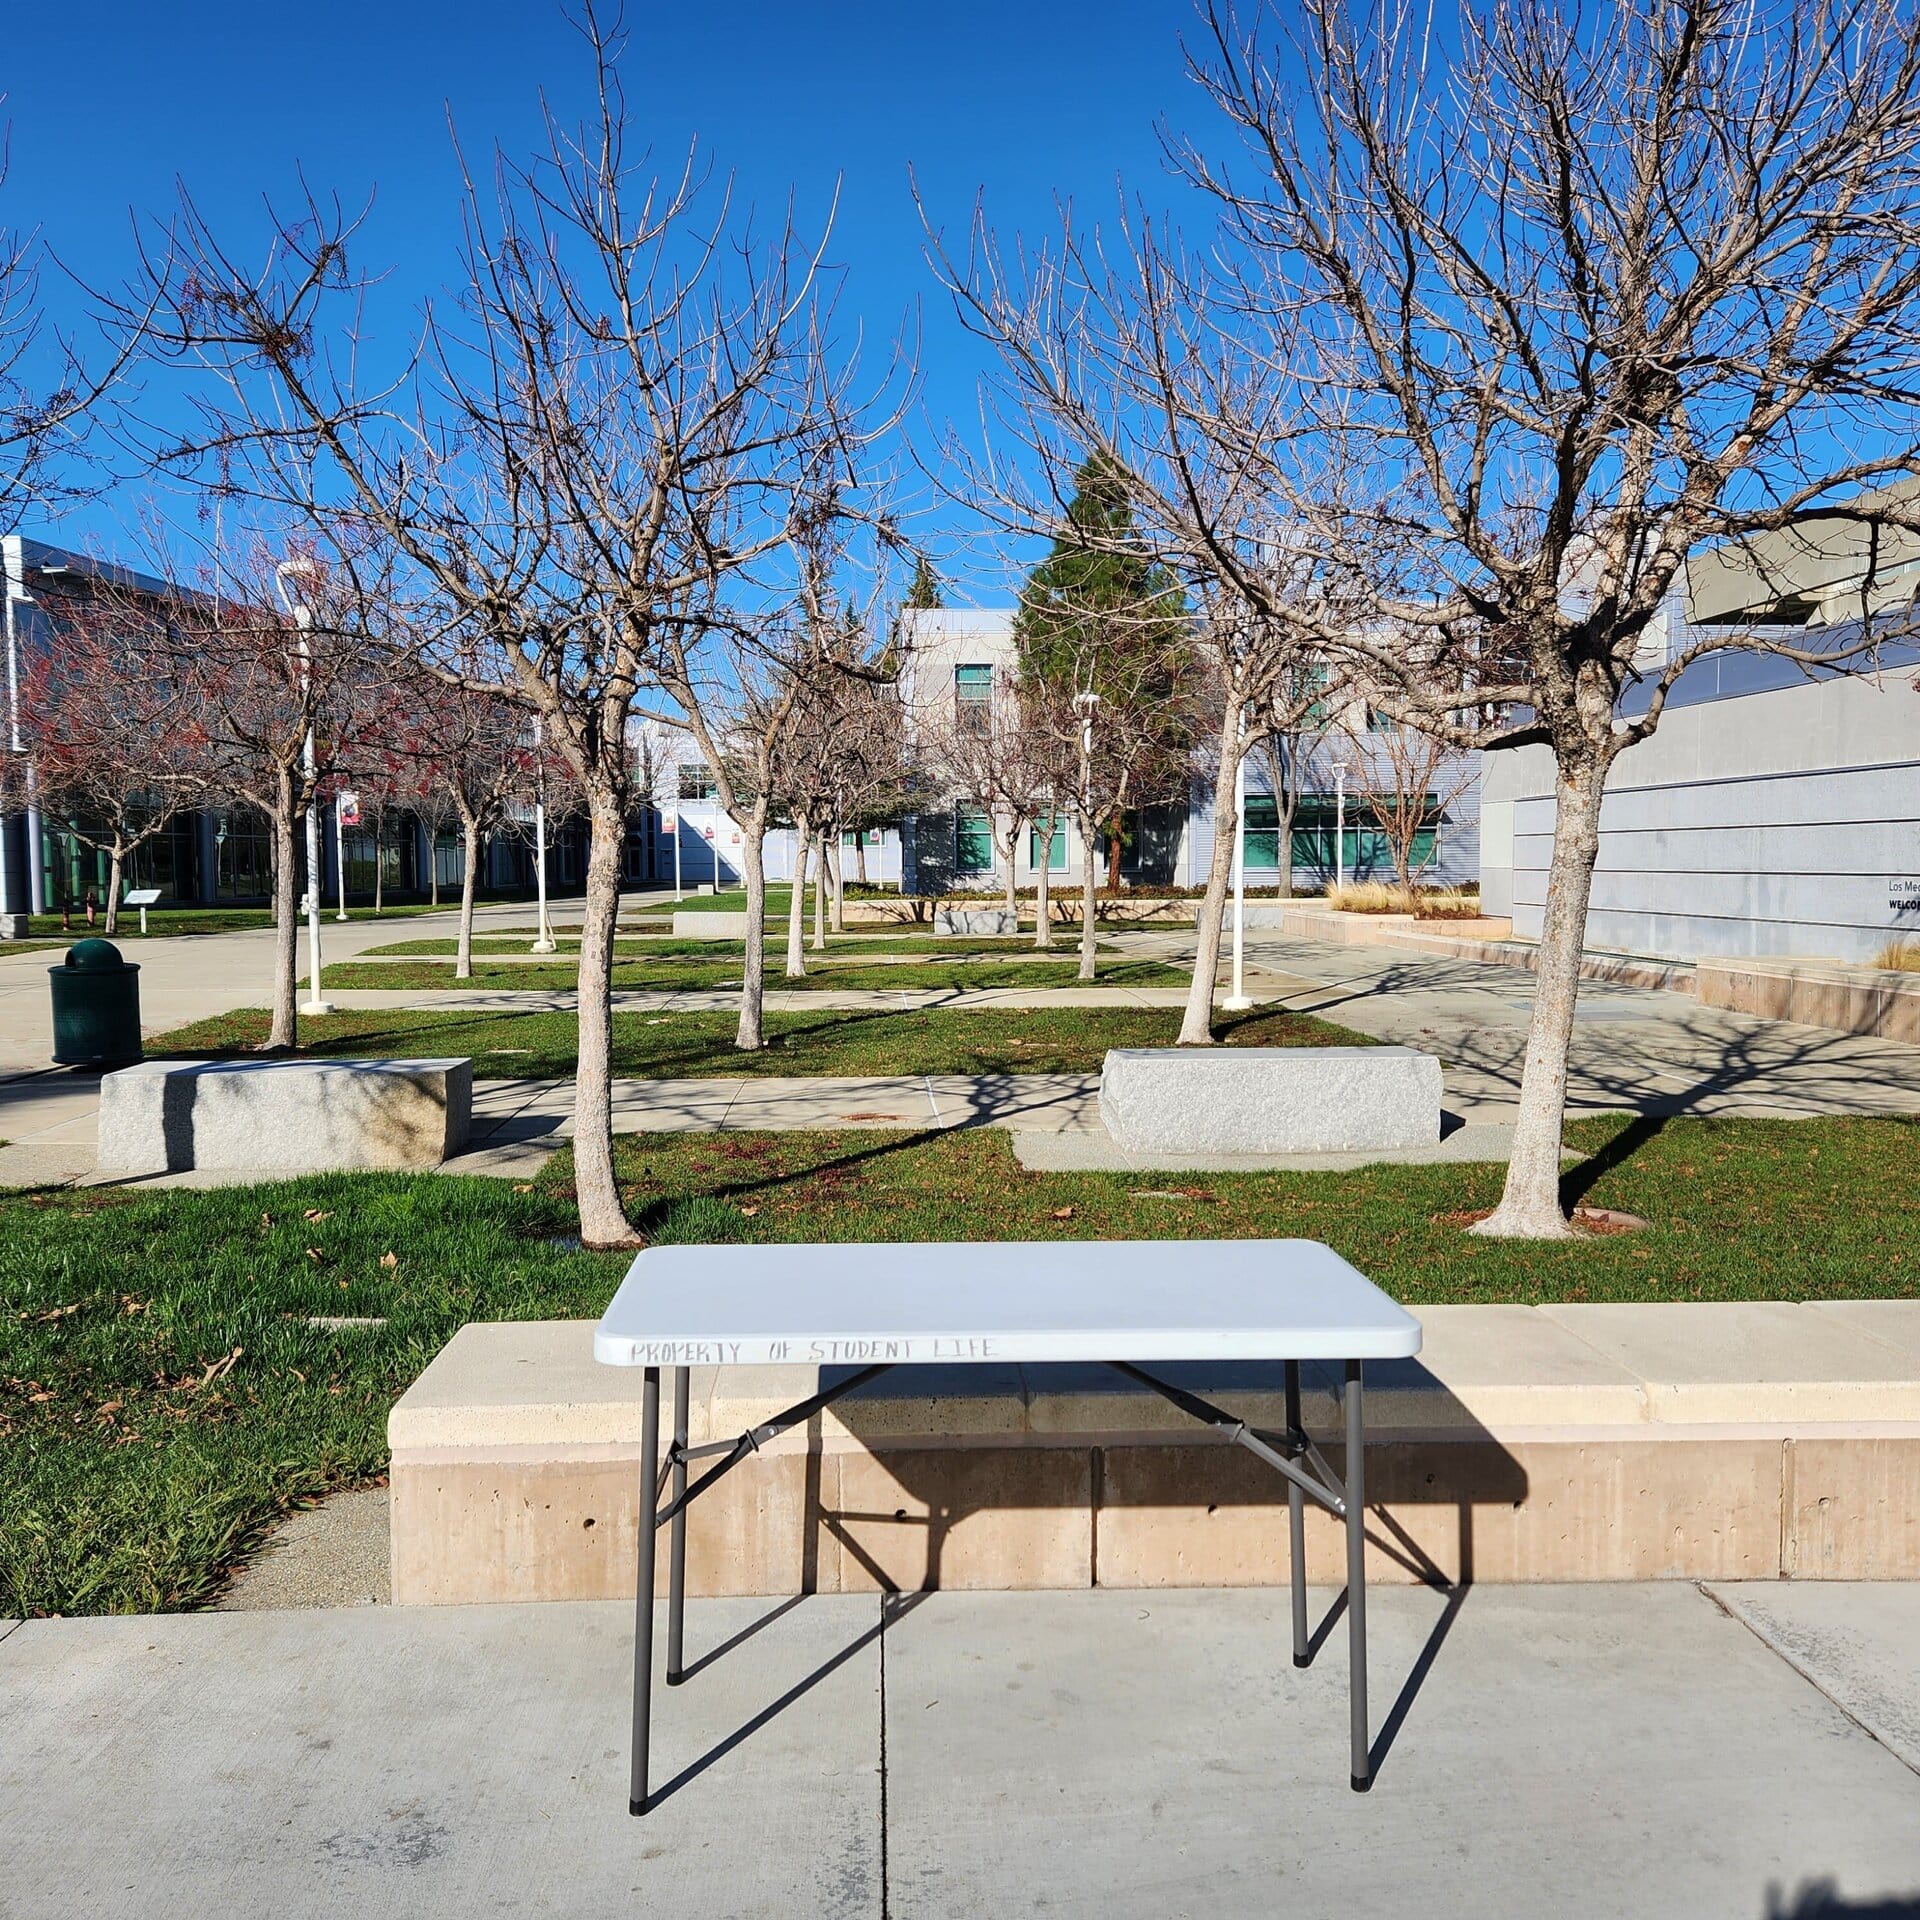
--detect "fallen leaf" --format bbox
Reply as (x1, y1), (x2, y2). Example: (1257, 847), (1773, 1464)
(379, 1251), (399, 1269)
(305, 1247), (324, 1262)
(303, 1208), (333, 1223)
(259, 1213), (274, 1229)
(739, 1206), (760, 1217)
(1050, 1206), (1076, 1220)
(512, 1183), (534, 1194)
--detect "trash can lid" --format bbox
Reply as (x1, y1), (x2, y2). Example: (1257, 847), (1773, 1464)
(61, 937), (135, 971)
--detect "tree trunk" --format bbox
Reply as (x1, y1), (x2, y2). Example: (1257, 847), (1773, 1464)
(829, 833), (845, 933)
(104, 844), (124, 936)
(812, 835), (827, 952)
(266, 804), (300, 1052)
(736, 819), (768, 1050)
(1179, 699), (1244, 1045)
(1106, 814), (1124, 892)
(854, 829), (868, 885)
(575, 795), (640, 1249)
(1471, 755), (1606, 1240)
(1078, 814), (1098, 982)
(785, 826), (809, 978)
(455, 812), (480, 980)
(428, 823), (439, 908)
(998, 815), (1019, 922)
(1033, 814), (1054, 950)
(373, 814), (385, 912)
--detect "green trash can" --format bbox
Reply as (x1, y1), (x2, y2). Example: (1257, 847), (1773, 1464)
(49, 938), (144, 1069)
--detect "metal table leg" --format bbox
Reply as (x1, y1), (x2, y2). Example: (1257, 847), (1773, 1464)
(630, 1366), (660, 1816)
(668, 1366), (689, 1685)
(1285, 1359), (1309, 1669)
(1346, 1358), (1370, 1791)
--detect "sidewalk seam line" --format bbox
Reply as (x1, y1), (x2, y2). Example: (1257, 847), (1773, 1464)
(877, 1593), (891, 1920)
(1697, 1581), (1920, 1782)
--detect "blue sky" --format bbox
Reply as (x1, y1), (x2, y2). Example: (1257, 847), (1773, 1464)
(2, 0), (1214, 601)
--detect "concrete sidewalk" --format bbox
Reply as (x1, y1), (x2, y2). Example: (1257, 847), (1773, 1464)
(4, 1584), (1919, 1917)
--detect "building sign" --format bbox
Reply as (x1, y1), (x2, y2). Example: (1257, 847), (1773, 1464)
(1892, 877), (1920, 916)
(337, 790), (362, 829)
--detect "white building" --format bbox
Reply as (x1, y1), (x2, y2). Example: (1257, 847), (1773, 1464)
(893, 608), (1480, 897)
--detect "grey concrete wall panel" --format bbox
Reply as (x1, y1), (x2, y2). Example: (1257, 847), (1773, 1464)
(1487, 672), (1919, 960)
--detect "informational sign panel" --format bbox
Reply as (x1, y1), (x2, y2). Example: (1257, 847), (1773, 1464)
(337, 790), (362, 828)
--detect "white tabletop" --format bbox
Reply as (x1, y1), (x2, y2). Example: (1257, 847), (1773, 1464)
(594, 1240), (1421, 1368)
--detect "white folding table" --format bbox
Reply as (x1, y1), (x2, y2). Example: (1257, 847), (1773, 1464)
(595, 1239), (1422, 1815)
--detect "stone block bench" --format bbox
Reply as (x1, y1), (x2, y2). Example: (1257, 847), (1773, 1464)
(387, 1299), (1920, 1605)
(98, 1057), (472, 1174)
(935, 907), (1018, 936)
(1099, 1046), (1442, 1155)
(671, 910), (749, 938)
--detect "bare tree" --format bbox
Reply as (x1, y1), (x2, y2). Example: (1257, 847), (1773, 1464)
(153, 536), (372, 1048)
(24, 589), (209, 933)
(1351, 715), (1479, 901)
(133, 12), (887, 1245)
(0, 133), (155, 939)
(1183, 0), (1920, 1233)
(920, 661), (1049, 926)
(924, 181), (1367, 1029)
(402, 653), (537, 978)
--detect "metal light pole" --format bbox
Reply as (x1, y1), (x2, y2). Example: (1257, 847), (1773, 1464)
(1223, 710), (1254, 1011)
(671, 798), (683, 901)
(1073, 688), (1099, 934)
(530, 711), (556, 952)
(274, 559), (333, 1016)
(1333, 759), (1351, 893)
(333, 793), (349, 921)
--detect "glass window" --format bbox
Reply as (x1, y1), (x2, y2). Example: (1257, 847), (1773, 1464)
(210, 809), (275, 902)
(954, 806), (994, 873)
(1028, 819), (1067, 872)
(954, 664), (992, 733)
(676, 764), (718, 801)
(1241, 795), (1281, 870)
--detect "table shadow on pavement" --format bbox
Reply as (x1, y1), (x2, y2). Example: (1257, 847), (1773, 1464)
(667, 1363), (1525, 1792)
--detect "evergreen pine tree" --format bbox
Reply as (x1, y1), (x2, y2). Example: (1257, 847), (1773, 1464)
(905, 554), (943, 610)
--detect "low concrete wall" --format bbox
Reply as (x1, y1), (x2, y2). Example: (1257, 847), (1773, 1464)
(935, 908), (1018, 936)
(388, 1302), (1920, 1603)
(671, 911), (749, 938)
(1697, 957), (1920, 1044)
(1099, 1046), (1443, 1154)
(99, 1057), (472, 1174)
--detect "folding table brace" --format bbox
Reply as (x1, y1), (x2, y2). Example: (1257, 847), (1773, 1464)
(627, 1356), (1373, 1815)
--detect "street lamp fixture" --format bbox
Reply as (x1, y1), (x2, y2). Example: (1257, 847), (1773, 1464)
(273, 557), (334, 1016)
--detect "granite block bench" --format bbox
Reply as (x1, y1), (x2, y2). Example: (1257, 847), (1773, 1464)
(1099, 1045), (1443, 1154)
(97, 1056), (472, 1174)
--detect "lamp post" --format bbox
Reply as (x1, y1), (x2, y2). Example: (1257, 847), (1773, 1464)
(530, 711), (556, 953)
(1223, 709), (1254, 1011)
(273, 558), (333, 1016)
(1332, 758), (1351, 892)
(1072, 688), (1099, 956)
(333, 792), (349, 921)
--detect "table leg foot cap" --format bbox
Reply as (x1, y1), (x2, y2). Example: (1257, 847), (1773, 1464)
(1292, 1654), (1310, 1669)
(629, 1798), (647, 1817)
(1350, 1774), (1372, 1794)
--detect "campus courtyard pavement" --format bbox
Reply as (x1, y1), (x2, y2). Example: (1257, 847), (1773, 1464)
(5, 1582), (1920, 1917)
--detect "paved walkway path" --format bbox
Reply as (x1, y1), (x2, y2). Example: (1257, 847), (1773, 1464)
(5, 1582), (1919, 1916)
(5, 903), (1918, 1187)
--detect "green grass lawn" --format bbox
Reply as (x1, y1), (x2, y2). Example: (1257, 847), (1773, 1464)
(320, 957), (1190, 993)
(150, 1003), (1351, 1078)
(4, 1112), (1915, 1617)
(24, 902), (518, 941)
(362, 933), (1105, 958)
